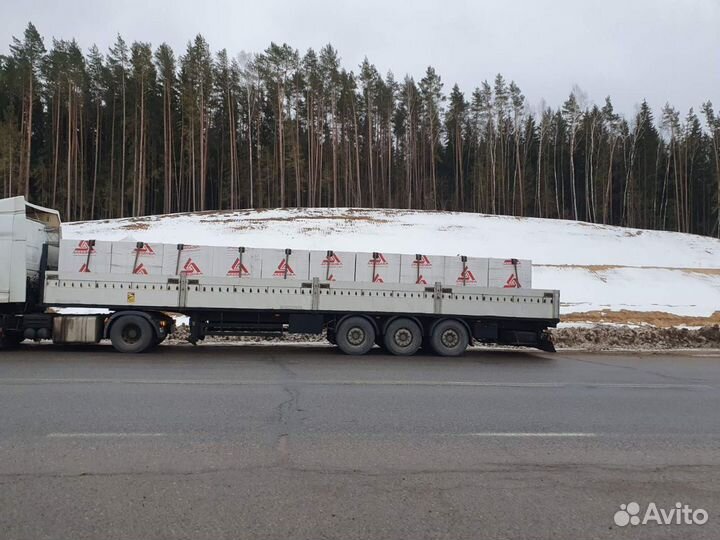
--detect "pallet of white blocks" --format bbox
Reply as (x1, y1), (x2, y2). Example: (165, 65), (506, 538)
(487, 257), (531, 288)
(110, 241), (165, 275)
(309, 250), (356, 282)
(57, 239), (531, 288)
(58, 239), (112, 274)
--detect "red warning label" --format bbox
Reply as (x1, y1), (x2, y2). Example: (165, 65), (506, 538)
(133, 263), (149, 275)
(322, 253), (343, 267)
(412, 255), (432, 268)
(416, 275), (428, 284)
(73, 240), (95, 254)
(372, 273), (384, 283)
(227, 258), (250, 277)
(368, 253), (388, 266)
(504, 274), (521, 288)
(273, 259), (295, 277)
(134, 244), (156, 256)
(78, 263), (91, 273)
(456, 269), (477, 284)
(182, 258), (203, 275)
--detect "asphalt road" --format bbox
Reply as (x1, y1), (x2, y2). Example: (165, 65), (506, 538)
(0, 343), (718, 540)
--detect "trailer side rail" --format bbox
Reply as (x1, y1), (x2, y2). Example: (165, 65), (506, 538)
(43, 271), (559, 321)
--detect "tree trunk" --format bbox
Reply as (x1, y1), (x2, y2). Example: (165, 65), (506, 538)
(66, 81), (72, 219)
(24, 75), (33, 197)
(91, 99), (100, 218)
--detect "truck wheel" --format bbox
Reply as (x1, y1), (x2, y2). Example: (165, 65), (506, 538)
(109, 315), (155, 353)
(336, 316), (375, 355)
(430, 319), (469, 357)
(384, 318), (422, 356)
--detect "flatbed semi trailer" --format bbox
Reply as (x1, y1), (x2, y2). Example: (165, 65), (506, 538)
(0, 196), (560, 356)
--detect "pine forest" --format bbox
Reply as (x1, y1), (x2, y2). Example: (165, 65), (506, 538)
(1, 23), (719, 237)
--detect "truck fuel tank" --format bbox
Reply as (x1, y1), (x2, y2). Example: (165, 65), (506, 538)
(52, 315), (104, 344)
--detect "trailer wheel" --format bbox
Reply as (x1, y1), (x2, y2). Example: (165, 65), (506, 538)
(109, 315), (155, 353)
(336, 316), (375, 355)
(430, 319), (469, 357)
(384, 318), (422, 356)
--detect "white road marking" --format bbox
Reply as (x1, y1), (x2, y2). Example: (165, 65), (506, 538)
(0, 378), (713, 390)
(466, 432), (598, 437)
(47, 432), (167, 438)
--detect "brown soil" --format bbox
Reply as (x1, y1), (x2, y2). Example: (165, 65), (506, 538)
(119, 222), (150, 231)
(169, 323), (720, 351)
(562, 310), (720, 327)
(551, 325), (720, 350)
(207, 215), (381, 224)
(537, 263), (720, 275)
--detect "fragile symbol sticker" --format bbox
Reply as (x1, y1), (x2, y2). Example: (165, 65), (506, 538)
(227, 258), (250, 277)
(73, 240), (95, 254)
(273, 259), (295, 277)
(182, 258), (203, 275)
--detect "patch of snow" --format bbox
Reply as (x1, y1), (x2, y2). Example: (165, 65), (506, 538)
(66, 208), (719, 267)
(63, 208), (720, 319)
(56, 307), (111, 315)
(535, 265), (720, 317)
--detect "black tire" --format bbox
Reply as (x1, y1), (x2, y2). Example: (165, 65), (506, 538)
(109, 315), (155, 353)
(430, 319), (469, 357)
(336, 316), (375, 355)
(383, 318), (422, 356)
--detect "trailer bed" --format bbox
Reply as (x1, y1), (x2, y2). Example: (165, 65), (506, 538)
(44, 271), (559, 321)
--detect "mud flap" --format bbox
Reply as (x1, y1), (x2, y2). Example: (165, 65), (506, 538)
(537, 331), (556, 353)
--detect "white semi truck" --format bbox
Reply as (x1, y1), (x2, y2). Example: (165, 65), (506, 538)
(0, 196), (560, 356)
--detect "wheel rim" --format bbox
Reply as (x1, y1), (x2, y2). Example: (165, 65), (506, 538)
(347, 326), (366, 346)
(393, 327), (413, 348)
(121, 324), (141, 344)
(440, 328), (460, 348)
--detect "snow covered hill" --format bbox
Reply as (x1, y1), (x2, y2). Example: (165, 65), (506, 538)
(63, 208), (720, 324)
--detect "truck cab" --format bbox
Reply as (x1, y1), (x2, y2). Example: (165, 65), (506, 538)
(0, 197), (61, 345)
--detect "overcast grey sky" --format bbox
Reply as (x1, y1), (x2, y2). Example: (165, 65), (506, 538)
(3, 0), (719, 117)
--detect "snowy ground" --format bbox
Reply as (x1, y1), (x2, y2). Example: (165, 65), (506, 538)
(63, 207), (720, 324)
